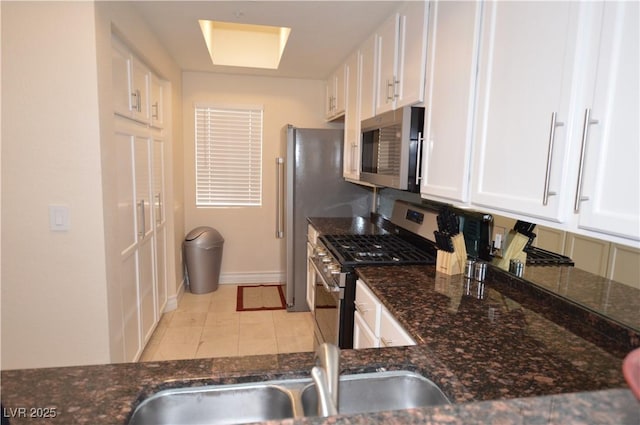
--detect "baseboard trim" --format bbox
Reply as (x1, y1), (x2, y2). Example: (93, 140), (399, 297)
(218, 271), (285, 285)
(164, 279), (185, 312)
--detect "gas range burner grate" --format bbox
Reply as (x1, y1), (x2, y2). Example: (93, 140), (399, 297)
(524, 246), (575, 266)
(321, 234), (435, 267)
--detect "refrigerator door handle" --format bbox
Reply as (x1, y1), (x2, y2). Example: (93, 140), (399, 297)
(276, 157), (285, 238)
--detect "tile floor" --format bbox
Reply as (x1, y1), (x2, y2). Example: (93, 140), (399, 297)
(139, 284), (315, 361)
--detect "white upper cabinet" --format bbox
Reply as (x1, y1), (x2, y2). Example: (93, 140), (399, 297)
(575, 1), (639, 241)
(375, 1), (429, 114)
(325, 64), (346, 120)
(112, 35), (165, 127)
(343, 51), (361, 181)
(470, 1), (585, 222)
(112, 37), (133, 118)
(420, 0), (482, 203)
(359, 34), (378, 121)
(468, 1), (639, 244)
(375, 11), (400, 114)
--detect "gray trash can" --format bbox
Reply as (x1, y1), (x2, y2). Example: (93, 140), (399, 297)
(183, 226), (224, 294)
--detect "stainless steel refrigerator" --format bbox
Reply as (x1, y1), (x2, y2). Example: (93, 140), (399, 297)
(276, 125), (372, 311)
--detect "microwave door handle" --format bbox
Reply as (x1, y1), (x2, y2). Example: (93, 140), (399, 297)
(416, 132), (424, 186)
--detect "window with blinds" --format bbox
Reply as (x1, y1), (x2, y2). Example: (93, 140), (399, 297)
(195, 105), (263, 206)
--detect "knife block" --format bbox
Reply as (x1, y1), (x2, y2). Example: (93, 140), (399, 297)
(493, 231), (529, 271)
(435, 234), (467, 275)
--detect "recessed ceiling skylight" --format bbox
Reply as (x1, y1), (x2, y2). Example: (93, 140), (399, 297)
(199, 20), (291, 70)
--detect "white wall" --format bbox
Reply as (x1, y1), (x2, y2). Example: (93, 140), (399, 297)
(1, 0), (184, 369)
(183, 72), (336, 283)
(1, 2), (110, 369)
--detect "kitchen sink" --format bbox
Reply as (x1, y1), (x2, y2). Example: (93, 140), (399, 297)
(301, 370), (451, 416)
(128, 371), (450, 425)
(127, 380), (300, 425)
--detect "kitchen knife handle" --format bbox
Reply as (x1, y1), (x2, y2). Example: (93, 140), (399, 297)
(276, 157), (285, 238)
(574, 108), (599, 213)
(542, 112), (564, 205)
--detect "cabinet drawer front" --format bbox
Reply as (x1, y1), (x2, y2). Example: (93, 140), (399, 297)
(355, 279), (381, 332)
(354, 310), (379, 349)
(379, 307), (415, 347)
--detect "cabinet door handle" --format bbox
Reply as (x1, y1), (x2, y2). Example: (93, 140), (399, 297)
(574, 108), (599, 212)
(131, 91), (139, 112)
(380, 337), (393, 347)
(354, 301), (368, 313)
(351, 143), (359, 173)
(138, 199), (146, 238)
(416, 132), (424, 185)
(542, 112), (564, 205)
(386, 78), (399, 102)
(155, 192), (162, 225)
(152, 102), (159, 119)
(275, 157), (285, 238)
(393, 78), (400, 100)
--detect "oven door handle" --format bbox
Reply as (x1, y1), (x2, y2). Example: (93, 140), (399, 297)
(310, 258), (341, 293)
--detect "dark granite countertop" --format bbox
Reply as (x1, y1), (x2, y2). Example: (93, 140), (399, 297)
(2, 216), (639, 424)
(307, 216), (387, 236)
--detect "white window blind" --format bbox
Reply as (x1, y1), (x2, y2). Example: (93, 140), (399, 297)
(195, 105), (263, 206)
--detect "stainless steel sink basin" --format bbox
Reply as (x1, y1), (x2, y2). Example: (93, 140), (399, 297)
(128, 380), (300, 425)
(301, 370), (450, 416)
(128, 371), (450, 425)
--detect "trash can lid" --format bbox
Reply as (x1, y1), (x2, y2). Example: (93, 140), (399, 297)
(185, 226), (224, 245)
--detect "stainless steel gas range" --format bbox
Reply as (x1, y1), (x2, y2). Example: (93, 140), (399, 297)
(308, 201), (439, 349)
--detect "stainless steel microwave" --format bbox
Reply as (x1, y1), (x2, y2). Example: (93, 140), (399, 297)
(360, 106), (425, 192)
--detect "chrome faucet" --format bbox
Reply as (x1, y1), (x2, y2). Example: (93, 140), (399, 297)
(311, 343), (340, 416)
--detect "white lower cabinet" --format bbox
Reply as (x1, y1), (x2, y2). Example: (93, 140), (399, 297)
(379, 308), (415, 347)
(306, 224), (319, 311)
(354, 310), (378, 349)
(353, 279), (415, 349)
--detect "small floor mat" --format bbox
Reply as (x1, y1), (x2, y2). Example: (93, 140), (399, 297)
(236, 284), (286, 312)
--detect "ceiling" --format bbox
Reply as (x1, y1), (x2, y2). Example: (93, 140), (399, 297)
(132, 1), (400, 80)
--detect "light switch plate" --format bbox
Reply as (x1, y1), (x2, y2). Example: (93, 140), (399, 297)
(49, 205), (70, 231)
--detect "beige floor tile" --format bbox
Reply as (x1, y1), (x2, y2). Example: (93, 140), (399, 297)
(238, 336), (278, 356)
(276, 333), (314, 354)
(139, 283), (319, 362)
(239, 321), (276, 339)
(158, 311), (175, 327)
(147, 324), (168, 346)
(204, 311), (240, 328)
(239, 310), (274, 325)
(197, 327), (239, 358)
(201, 325), (239, 342)
(170, 311), (207, 327)
(139, 343), (159, 362)
(195, 340), (239, 358)
(161, 326), (203, 344)
(209, 299), (239, 313)
(152, 342), (199, 361)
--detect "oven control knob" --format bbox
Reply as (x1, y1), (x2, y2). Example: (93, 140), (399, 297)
(316, 250), (327, 257)
(330, 268), (341, 275)
(322, 257), (332, 263)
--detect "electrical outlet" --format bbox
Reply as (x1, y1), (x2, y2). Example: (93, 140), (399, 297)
(492, 225), (507, 257)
